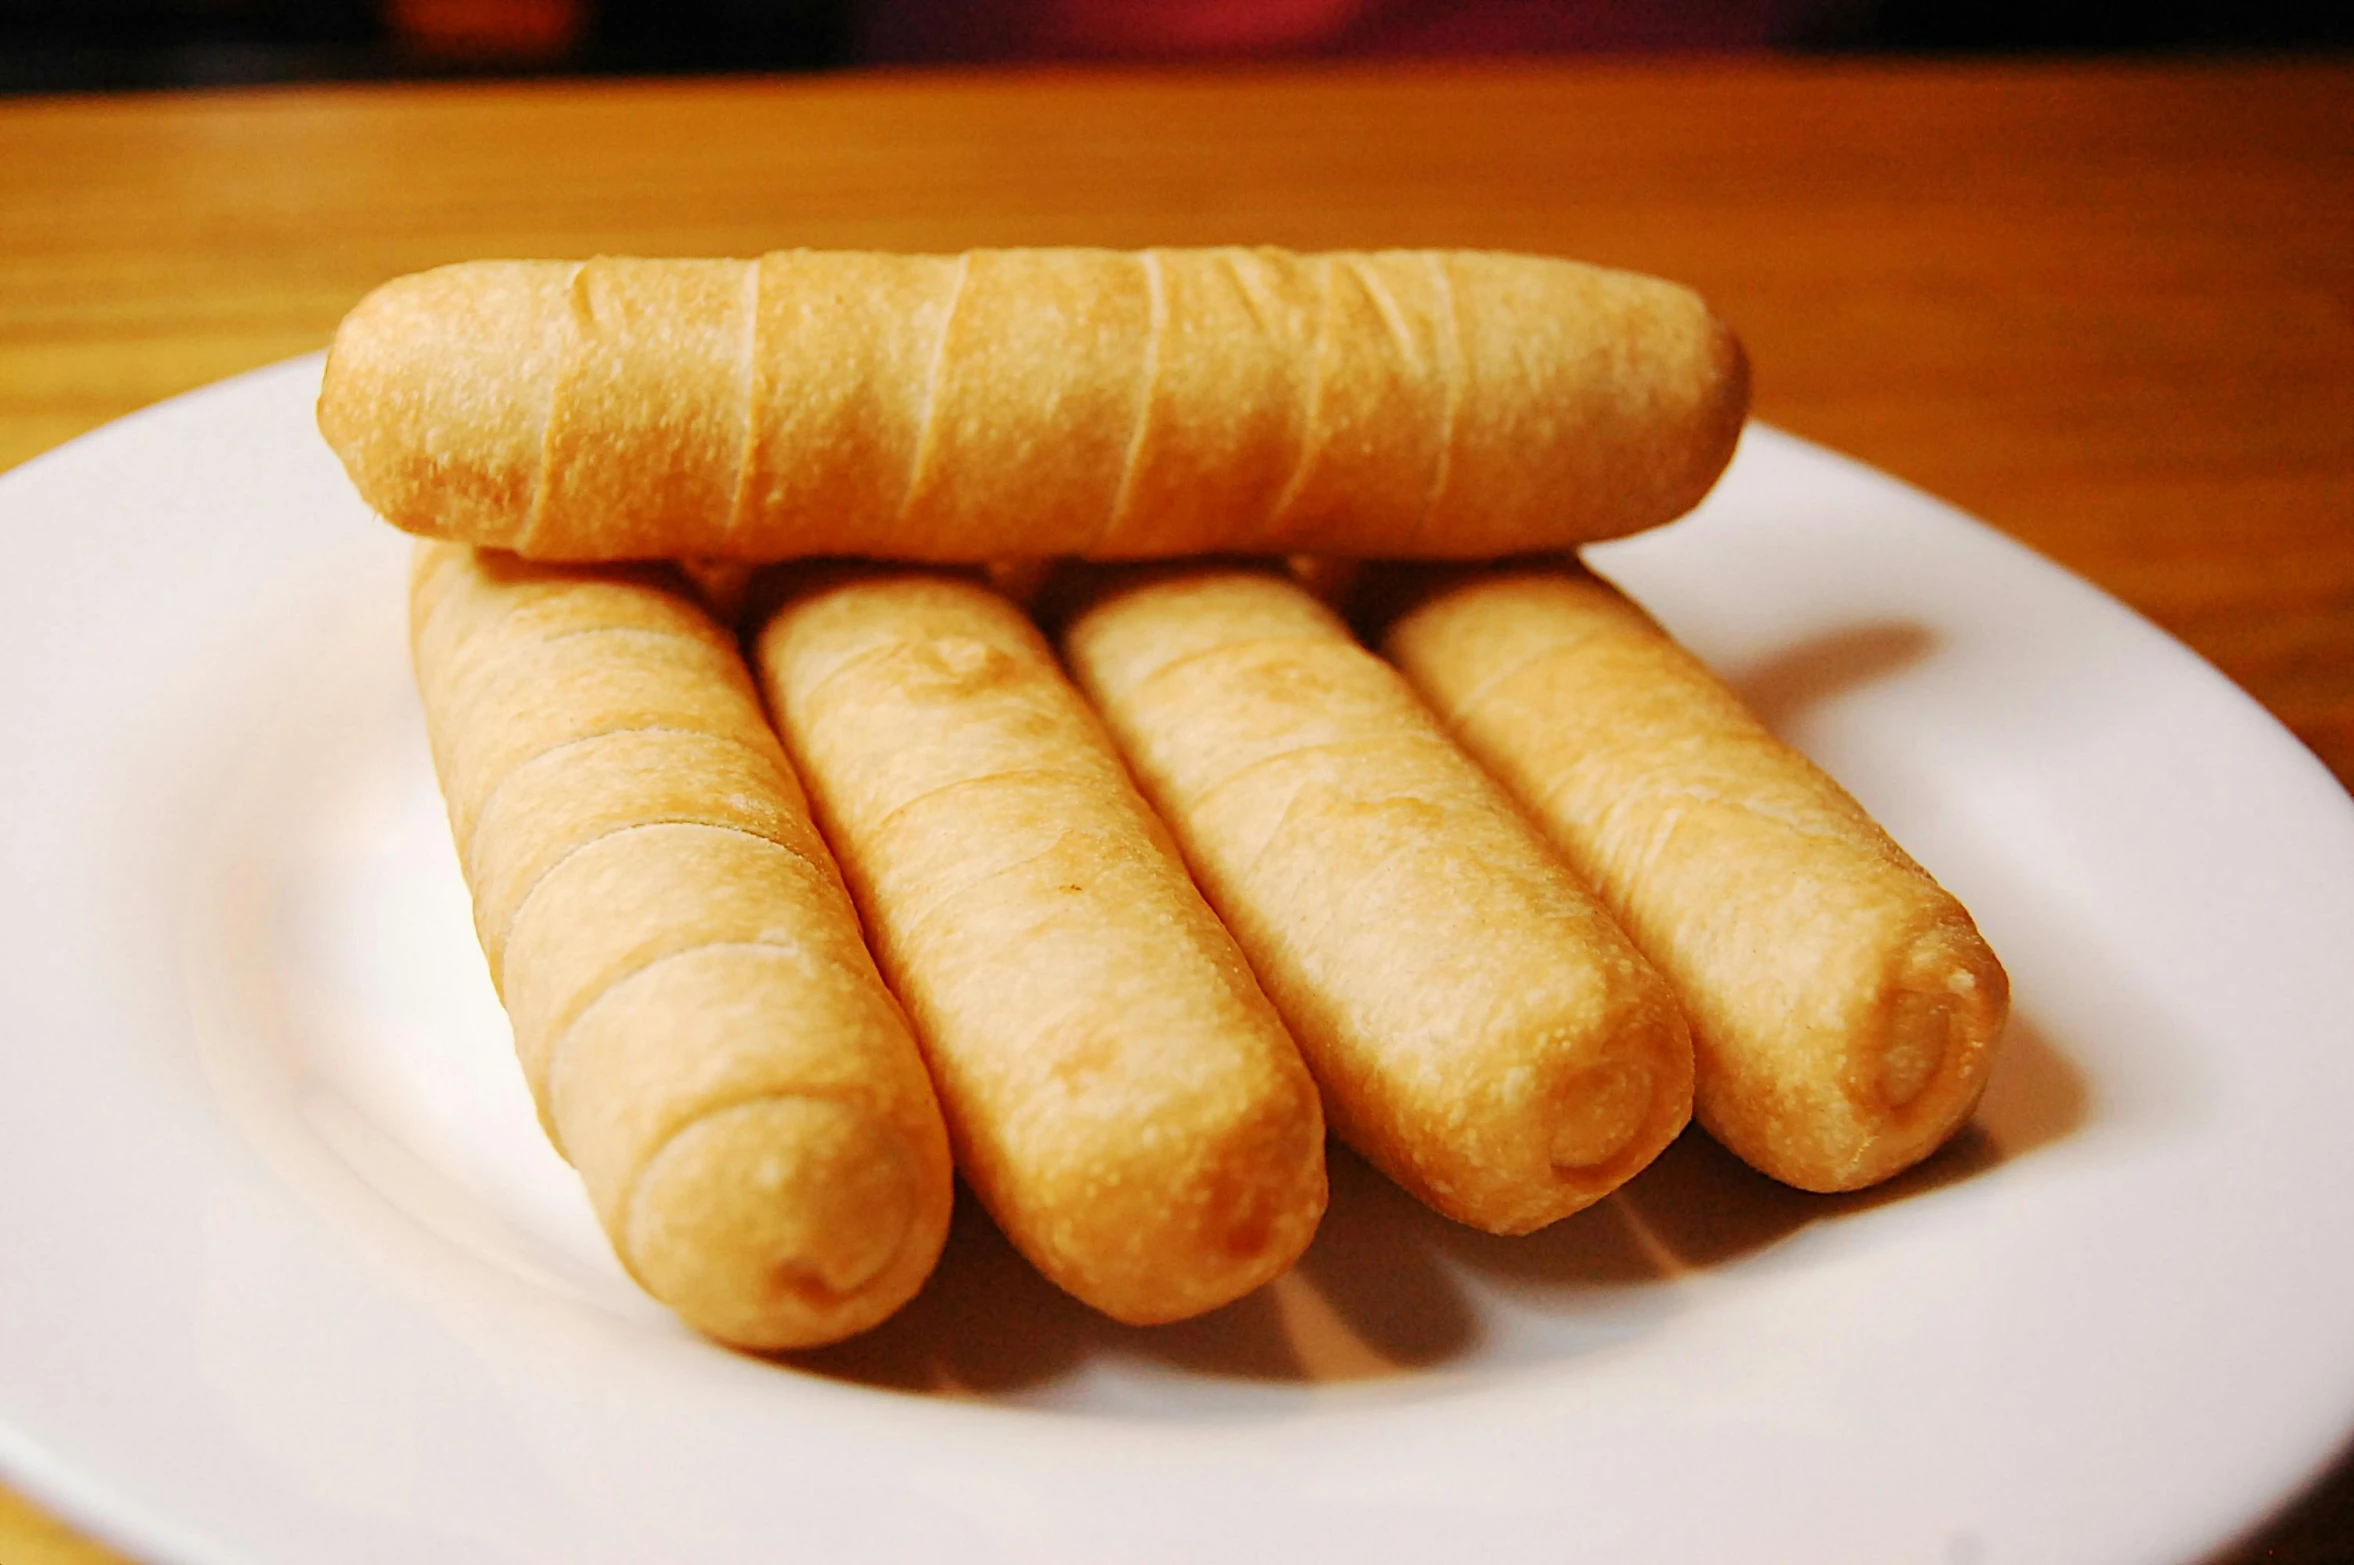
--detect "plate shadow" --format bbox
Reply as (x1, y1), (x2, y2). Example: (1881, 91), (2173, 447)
(1730, 619), (1940, 733)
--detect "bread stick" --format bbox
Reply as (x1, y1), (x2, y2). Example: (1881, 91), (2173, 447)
(1370, 561), (2009, 1193)
(321, 248), (1747, 563)
(750, 567), (1327, 1324)
(410, 544), (954, 1348)
(1058, 564), (1693, 1234)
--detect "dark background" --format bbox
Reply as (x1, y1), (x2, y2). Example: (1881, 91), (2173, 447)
(1, 0), (2348, 95)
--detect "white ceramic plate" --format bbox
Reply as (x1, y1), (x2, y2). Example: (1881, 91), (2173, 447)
(4, 356), (2352, 1565)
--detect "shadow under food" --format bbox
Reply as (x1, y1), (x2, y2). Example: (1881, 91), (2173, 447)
(788, 1147), (1484, 1397)
(790, 1011), (2083, 1400)
(1616, 1009), (2088, 1269)
(786, 1182), (1142, 1396)
(1730, 619), (1939, 736)
(1970, 1010), (2090, 1163)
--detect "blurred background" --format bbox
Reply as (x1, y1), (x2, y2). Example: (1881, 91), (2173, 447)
(1, 0), (2347, 93)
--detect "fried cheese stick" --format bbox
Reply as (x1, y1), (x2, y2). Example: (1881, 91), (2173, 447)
(411, 544), (954, 1347)
(321, 248), (1747, 563)
(1059, 564), (1694, 1234)
(1370, 561), (2009, 1193)
(750, 567), (1328, 1323)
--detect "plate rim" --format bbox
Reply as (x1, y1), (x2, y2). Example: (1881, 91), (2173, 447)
(3, 354), (2354, 1565)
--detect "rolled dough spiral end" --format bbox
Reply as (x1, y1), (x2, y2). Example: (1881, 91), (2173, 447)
(1548, 1010), (1695, 1193)
(1443, 1007), (1695, 1238)
(1074, 1078), (1331, 1327)
(321, 261), (572, 547)
(1818, 924), (2010, 1194)
(624, 1094), (942, 1351)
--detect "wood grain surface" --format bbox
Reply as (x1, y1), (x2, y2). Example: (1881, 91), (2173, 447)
(0, 59), (2348, 1564)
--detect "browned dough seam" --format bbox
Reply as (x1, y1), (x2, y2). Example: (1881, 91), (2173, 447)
(725, 258), (762, 549)
(1176, 732), (1471, 817)
(1265, 254), (1334, 533)
(520, 260), (589, 554)
(485, 813), (834, 963)
(1117, 629), (1337, 692)
(1411, 251), (1464, 550)
(1098, 248), (1167, 554)
(459, 721), (786, 874)
(860, 765), (1084, 850)
(899, 251), (971, 535)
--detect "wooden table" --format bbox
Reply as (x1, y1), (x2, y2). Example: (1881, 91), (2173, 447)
(1, 59), (2348, 1564)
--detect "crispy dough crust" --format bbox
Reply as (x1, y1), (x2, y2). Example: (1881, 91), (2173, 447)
(410, 543), (954, 1348)
(1061, 564), (1694, 1234)
(1373, 561), (2009, 1193)
(751, 567), (1328, 1325)
(322, 248), (1747, 562)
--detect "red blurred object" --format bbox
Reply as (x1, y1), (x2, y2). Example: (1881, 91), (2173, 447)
(857, 0), (1862, 62)
(387, 0), (583, 63)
